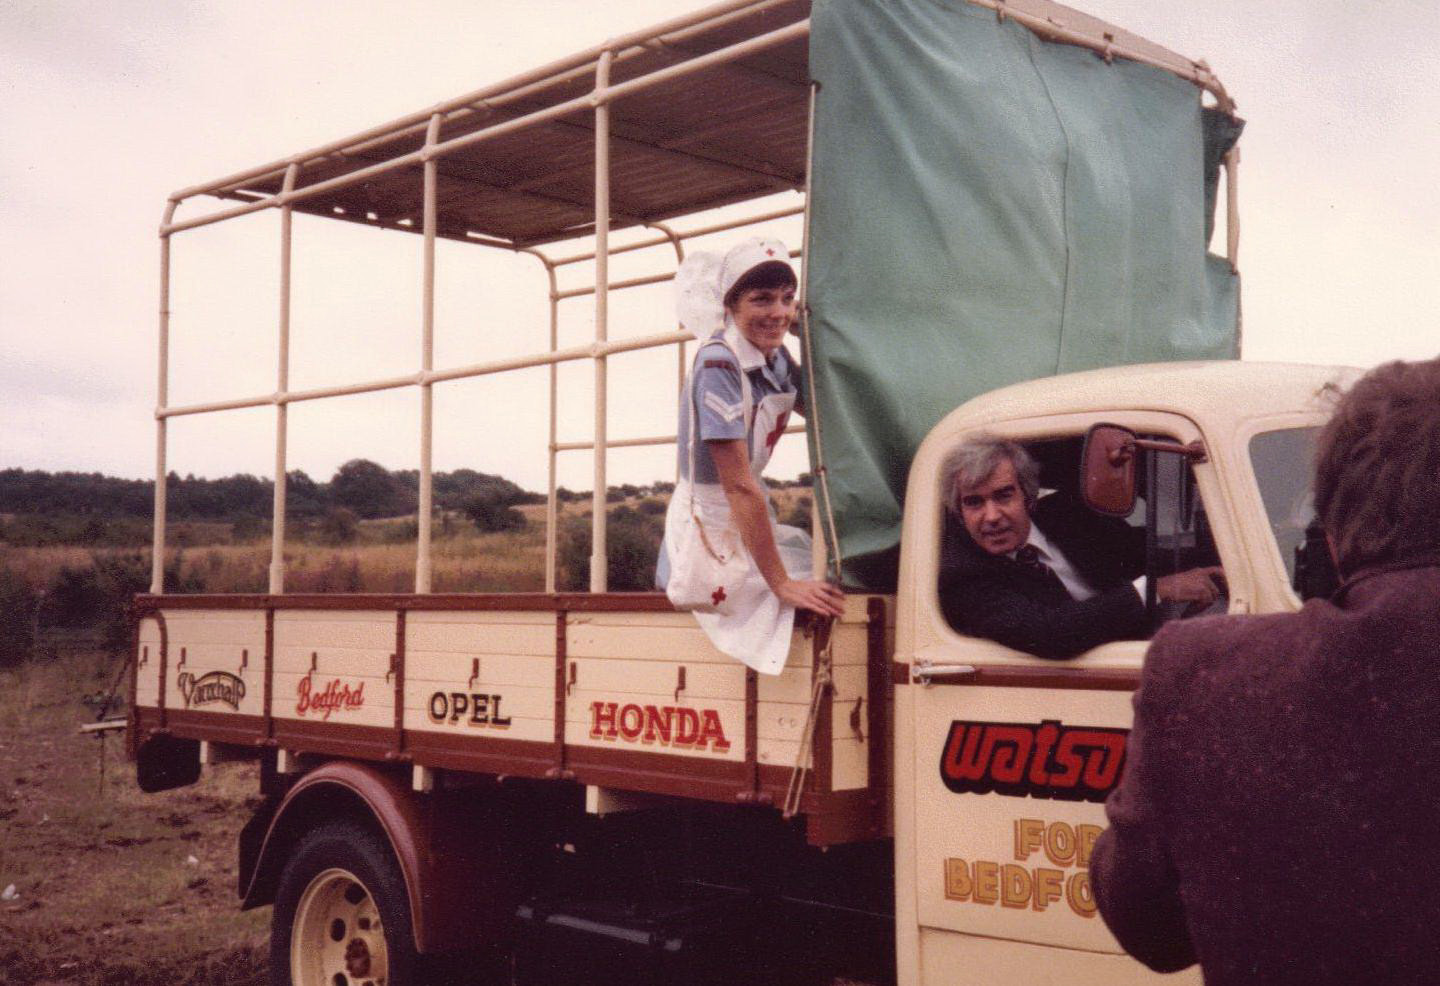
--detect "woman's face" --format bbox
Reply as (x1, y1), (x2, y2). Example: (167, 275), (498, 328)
(728, 284), (797, 356)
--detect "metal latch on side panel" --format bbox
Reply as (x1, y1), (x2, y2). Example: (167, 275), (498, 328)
(911, 661), (978, 686)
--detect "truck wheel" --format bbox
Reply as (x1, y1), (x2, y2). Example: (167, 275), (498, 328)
(270, 819), (416, 986)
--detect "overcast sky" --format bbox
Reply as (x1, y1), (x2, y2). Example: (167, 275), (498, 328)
(2, 0), (1436, 493)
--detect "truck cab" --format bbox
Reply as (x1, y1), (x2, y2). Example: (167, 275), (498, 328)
(892, 360), (1353, 983)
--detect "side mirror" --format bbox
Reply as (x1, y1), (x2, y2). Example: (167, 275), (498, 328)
(1081, 424), (1137, 516)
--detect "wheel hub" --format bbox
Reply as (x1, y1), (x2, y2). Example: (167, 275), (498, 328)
(291, 867), (390, 986)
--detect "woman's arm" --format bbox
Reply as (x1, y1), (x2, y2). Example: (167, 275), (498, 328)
(709, 439), (845, 618)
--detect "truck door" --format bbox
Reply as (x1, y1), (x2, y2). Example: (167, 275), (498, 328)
(896, 415), (1226, 985)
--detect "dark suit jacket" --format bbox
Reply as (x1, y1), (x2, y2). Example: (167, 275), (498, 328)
(1091, 558), (1440, 985)
(939, 493), (1150, 659)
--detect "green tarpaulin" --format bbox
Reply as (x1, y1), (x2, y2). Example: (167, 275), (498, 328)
(804, 0), (1242, 588)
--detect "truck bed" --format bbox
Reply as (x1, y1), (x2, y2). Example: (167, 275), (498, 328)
(132, 592), (893, 846)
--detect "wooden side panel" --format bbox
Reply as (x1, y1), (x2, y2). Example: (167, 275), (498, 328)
(161, 609), (266, 718)
(272, 610), (395, 729)
(135, 617), (163, 708)
(402, 611), (556, 745)
(565, 612), (749, 763)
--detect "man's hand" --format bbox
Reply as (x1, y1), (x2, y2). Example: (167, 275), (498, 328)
(775, 578), (846, 618)
(1157, 566), (1225, 606)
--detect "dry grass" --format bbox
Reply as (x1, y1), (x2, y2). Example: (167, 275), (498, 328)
(0, 652), (268, 986)
(2, 487), (820, 599)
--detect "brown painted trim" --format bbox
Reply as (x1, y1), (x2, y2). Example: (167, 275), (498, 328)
(891, 662), (911, 685)
(127, 616), (142, 759)
(135, 706), (162, 737)
(393, 610), (406, 756)
(909, 665), (1141, 691)
(814, 621), (834, 794)
(167, 709), (266, 746)
(263, 608), (275, 743)
(135, 591), (677, 613)
(866, 597), (888, 796)
(745, 668), (759, 799)
(553, 611), (569, 779)
(155, 611), (169, 730)
(405, 732), (555, 781)
(798, 787), (890, 847)
(565, 744), (749, 803)
(271, 719), (399, 761)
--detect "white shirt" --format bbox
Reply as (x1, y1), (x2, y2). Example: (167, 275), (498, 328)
(1011, 525), (1147, 602)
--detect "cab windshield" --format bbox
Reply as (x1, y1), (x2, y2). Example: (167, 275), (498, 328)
(1248, 427), (1322, 592)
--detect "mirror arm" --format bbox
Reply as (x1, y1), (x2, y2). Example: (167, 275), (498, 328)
(1128, 438), (1207, 464)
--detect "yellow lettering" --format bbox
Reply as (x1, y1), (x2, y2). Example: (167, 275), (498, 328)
(1076, 824), (1103, 868)
(1032, 868), (1064, 912)
(1066, 871), (1097, 918)
(1044, 821), (1077, 867)
(1014, 818), (1045, 862)
(1001, 864), (1031, 909)
(974, 861), (1000, 905)
(944, 858), (972, 901)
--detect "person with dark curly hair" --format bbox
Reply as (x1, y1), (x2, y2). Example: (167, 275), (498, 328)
(1091, 356), (1440, 985)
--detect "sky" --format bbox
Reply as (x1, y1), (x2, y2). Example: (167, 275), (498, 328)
(2, 0), (1436, 494)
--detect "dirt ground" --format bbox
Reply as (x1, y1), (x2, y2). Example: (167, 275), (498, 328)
(0, 652), (267, 986)
(0, 648), (872, 986)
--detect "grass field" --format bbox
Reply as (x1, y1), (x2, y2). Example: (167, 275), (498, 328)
(0, 651), (267, 986)
(0, 486), (832, 986)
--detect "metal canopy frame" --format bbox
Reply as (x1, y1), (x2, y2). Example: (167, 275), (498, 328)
(150, 0), (1238, 596)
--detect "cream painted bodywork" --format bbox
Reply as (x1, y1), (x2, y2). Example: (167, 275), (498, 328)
(163, 610), (266, 717)
(893, 362), (1359, 986)
(136, 595), (879, 788)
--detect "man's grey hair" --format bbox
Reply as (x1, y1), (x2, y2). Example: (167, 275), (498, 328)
(941, 435), (1041, 515)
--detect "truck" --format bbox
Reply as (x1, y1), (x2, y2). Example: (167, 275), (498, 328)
(129, 1), (1351, 983)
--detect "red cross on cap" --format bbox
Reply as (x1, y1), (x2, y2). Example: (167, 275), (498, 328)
(765, 248), (775, 256)
(711, 585), (727, 606)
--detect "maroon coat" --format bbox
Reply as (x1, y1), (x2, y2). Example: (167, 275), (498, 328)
(1091, 558), (1440, 985)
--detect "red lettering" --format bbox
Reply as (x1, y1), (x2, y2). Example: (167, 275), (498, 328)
(676, 708), (701, 745)
(1077, 730), (1127, 791)
(940, 719), (1128, 803)
(643, 705), (674, 744)
(1028, 722), (1059, 786)
(296, 677), (364, 721)
(619, 704), (644, 740)
(590, 701), (619, 739)
(1050, 732), (1085, 788)
(698, 710), (731, 752)
(943, 724), (989, 782)
(986, 725), (1033, 784)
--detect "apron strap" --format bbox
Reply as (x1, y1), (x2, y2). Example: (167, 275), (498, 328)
(685, 334), (752, 519)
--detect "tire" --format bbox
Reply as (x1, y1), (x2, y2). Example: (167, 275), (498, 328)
(270, 819), (417, 986)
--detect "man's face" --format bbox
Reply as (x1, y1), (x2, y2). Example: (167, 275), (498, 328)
(957, 458), (1032, 556)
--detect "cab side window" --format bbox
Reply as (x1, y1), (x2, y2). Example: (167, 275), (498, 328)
(938, 435), (1223, 657)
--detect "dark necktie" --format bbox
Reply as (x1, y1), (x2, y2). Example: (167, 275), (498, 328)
(1016, 544), (1069, 597)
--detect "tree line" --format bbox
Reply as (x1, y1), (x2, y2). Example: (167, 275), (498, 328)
(0, 460), (548, 545)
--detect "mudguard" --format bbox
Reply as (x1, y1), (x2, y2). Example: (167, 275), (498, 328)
(238, 760), (524, 952)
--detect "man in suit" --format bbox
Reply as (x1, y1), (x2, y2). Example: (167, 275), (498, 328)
(1090, 357), (1440, 984)
(938, 437), (1222, 659)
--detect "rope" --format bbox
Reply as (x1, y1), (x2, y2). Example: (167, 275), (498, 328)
(797, 82), (847, 586)
(783, 616), (833, 819)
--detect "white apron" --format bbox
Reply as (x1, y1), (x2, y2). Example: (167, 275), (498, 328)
(665, 370), (810, 675)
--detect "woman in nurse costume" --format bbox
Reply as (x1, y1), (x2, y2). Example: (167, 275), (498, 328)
(657, 238), (845, 674)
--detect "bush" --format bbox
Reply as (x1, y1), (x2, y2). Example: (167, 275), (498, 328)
(463, 491), (527, 533)
(319, 507), (360, 545)
(781, 495), (813, 534)
(637, 497), (668, 516)
(0, 569), (38, 667)
(557, 505), (663, 591)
